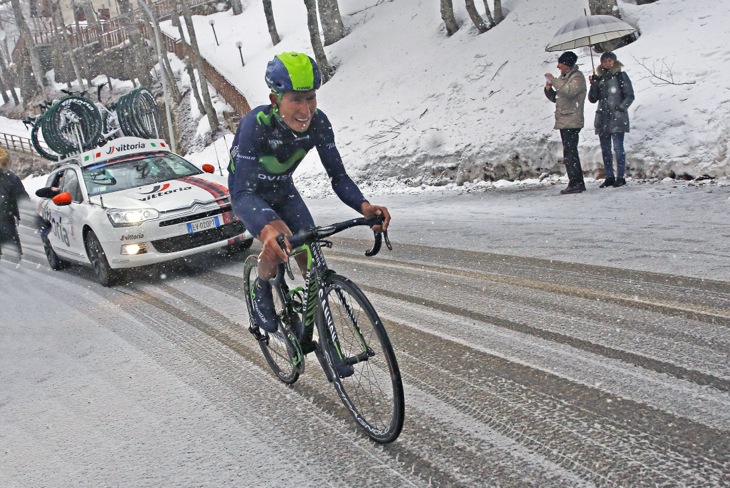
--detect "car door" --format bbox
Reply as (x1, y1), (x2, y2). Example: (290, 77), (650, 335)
(52, 168), (88, 262)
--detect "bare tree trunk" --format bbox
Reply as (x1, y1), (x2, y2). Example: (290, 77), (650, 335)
(303, 0), (331, 83)
(262, 0), (281, 46)
(0, 52), (20, 104)
(175, 13), (204, 113)
(0, 74), (10, 104)
(230, 0), (243, 15)
(140, 1), (181, 103)
(82, 0), (99, 30)
(159, 47), (181, 104)
(10, 0), (45, 96)
(318, 0), (345, 46)
(481, 0), (495, 26)
(179, 0), (219, 133)
(465, 0), (488, 33)
(117, 0), (153, 87)
(440, 0), (459, 36)
(52, 2), (87, 89)
(589, 0), (621, 17)
(493, 0), (504, 23)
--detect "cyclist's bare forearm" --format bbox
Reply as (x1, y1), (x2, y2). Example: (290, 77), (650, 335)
(257, 221), (291, 280)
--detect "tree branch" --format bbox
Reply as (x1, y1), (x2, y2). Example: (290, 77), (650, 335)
(633, 56), (696, 86)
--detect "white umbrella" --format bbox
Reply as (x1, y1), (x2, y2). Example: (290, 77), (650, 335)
(545, 14), (637, 70)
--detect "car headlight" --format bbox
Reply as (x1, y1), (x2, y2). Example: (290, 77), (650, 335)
(107, 208), (159, 227)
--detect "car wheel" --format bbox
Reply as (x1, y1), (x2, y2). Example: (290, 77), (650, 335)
(85, 230), (119, 286)
(43, 237), (68, 270)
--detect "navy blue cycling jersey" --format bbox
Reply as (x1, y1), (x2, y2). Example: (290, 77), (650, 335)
(228, 105), (366, 236)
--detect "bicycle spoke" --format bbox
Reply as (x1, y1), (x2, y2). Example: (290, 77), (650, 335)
(323, 275), (404, 443)
(243, 255), (300, 384)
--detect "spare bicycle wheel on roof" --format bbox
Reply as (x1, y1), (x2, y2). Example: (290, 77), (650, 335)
(116, 88), (162, 139)
(41, 96), (102, 155)
(30, 112), (64, 161)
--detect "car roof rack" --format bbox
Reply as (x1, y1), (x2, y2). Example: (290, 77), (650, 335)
(50, 137), (171, 169)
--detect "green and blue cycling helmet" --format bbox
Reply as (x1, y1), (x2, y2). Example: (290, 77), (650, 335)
(265, 52), (322, 93)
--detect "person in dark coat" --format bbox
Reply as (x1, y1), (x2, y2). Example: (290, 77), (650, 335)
(588, 51), (635, 188)
(544, 51), (588, 194)
(0, 146), (30, 260)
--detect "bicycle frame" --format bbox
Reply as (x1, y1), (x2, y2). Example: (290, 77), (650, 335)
(277, 240), (364, 373)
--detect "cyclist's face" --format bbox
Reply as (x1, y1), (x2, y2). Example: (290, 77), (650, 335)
(274, 90), (317, 132)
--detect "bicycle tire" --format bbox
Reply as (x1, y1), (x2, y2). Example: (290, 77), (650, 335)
(243, 255), (300, 385)
(318, 273), (405, 444)
(30, 116), (63, 161)
(118, 88), (161, 139)
(41, 96), (101, 154)
(116, 91), (134, 137)
(131, 88), (162, 139)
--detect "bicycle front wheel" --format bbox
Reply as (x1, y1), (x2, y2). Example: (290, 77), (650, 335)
(319, 274), (404, 443)
(243, 255), (300, 385)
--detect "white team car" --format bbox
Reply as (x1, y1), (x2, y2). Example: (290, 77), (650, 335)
(36, 137), (253, 285)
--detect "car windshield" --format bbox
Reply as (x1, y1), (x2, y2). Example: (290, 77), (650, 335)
(82, 152), (203, 196)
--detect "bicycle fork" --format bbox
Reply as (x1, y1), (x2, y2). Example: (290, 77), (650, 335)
(316, 283), (373, 381)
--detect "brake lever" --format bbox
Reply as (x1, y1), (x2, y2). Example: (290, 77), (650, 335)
(275, 233), (295, 280)
(284, 260), (295, 280)
(383, 230), (392, 251)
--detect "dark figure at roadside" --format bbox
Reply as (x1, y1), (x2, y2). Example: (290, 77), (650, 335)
(0, 146), (29, 261)
(35, 172), (64, 241)
(589, 51), (635, 188)
(545, 51), (587, 194)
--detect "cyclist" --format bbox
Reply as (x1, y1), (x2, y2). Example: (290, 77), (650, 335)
(228, 52), (390, 335)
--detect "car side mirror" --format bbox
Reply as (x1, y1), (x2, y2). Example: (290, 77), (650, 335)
(52, 192), (73, 206)
(201, 163), (216, 174)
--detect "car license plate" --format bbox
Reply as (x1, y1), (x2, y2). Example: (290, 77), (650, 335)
(187, 216), (220, 234)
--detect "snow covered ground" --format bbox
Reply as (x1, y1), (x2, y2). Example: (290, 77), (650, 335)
(162, 0), (730, 187)
(1, 1), (730, 484)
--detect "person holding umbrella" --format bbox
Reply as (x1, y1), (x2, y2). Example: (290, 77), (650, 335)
(589, 51), (635, 188)
(544, 51), (587, 194)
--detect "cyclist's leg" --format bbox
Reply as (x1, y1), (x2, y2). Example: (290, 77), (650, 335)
(231, 191), (285, 277)
(234, 192), (287, 331)
(272, 184), (314, 277)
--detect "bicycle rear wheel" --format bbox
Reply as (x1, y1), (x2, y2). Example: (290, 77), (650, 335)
(243, 255), (300, 385)
(319, 274), (404, 444)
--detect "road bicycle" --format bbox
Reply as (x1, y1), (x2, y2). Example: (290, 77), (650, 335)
(243, 216), (405, 444)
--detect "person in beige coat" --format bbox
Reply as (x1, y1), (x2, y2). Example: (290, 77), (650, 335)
(544, 51), (587, 194)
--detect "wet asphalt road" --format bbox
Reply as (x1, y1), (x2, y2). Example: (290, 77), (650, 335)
(4, 213), (728, 486)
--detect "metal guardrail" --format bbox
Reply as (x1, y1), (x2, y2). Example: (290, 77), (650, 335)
(0, 132), (49, 156)
(141, 22), (252, 117)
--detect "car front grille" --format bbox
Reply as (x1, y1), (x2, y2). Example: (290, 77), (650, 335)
(151, 220), (246, 253)
(159, 204), (233, 227)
